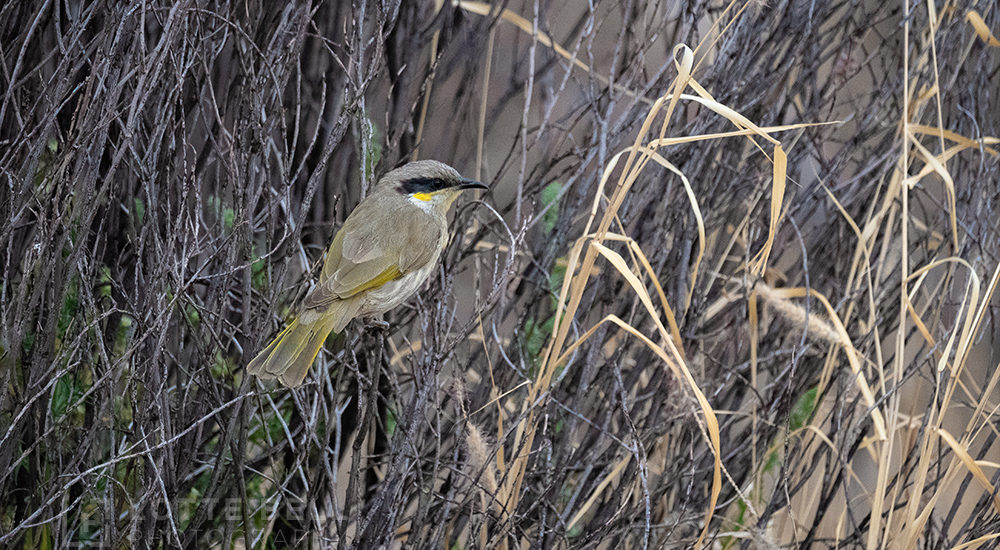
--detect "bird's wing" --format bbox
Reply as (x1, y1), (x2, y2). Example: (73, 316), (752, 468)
(302, 199), (442, 310)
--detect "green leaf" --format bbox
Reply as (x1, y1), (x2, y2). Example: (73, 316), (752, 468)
(21, 330), (35, 356)
(222, 206), (235, 231)
(251, 248), (267, 291)
(206, 195), (235, 232)
(133, 198), (145, 226)
(56, 277), (80, 344)
(523, 317), (554, 360)
(33, 139), (58, 190)
(541, 181), (562, 234)
(385, 407), (397, 437)
(722, 500), (750, 549)
(50, 373), (88, 422)
(99, 266), (113, 298)
(211, 351), (232, 378)
(249, 405), (292, 445)
(51, 375), (71, 418)
(113, 316), (133, 357)
(789, 386), (818, 431)
(549, 259), (566, 309)
(757, 386), (819, 479)
(113, 395), (133, 428)
(24, 525), (52, 550)
(185, 303), (201, 328)
(763, 448), (780, 472)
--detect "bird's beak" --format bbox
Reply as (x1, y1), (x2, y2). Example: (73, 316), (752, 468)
(457, 178), (488, 191)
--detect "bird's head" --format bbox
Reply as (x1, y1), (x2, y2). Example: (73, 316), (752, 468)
(380, 160), (487, 212)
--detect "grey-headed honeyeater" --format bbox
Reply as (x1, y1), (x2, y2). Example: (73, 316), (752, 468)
(247, 160), (487, 387)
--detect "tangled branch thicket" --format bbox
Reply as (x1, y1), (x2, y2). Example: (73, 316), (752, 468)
(2, 0), (999, 548)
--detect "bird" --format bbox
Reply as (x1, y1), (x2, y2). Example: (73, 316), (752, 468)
(247, 160), (488, 387)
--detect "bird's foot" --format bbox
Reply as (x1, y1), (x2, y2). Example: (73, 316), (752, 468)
(366, 318), (391, 331)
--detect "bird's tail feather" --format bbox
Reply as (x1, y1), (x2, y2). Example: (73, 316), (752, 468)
(247, 313), (337, 387)
(248, 298), (363, 387)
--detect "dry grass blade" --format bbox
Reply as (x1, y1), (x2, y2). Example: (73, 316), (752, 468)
(936, 428), (1000, 514)
(755, 284), (887, 440)
(966, 10), (1000, 47)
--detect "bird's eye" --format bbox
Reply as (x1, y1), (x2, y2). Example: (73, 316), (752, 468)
(401, 177), (449, 194)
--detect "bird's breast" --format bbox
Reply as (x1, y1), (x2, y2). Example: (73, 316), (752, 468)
(357, 215), (448, 318)
(359, 256), (440, 317)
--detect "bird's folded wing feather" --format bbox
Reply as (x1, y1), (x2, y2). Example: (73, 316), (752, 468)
(302, 198), (441, 310)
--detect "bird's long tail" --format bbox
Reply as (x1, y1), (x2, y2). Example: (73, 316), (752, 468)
(248, 302), (355, 387)
(246, 315), (336, 387)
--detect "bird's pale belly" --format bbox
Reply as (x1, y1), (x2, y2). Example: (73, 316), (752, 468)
(357, 251), (441, 318)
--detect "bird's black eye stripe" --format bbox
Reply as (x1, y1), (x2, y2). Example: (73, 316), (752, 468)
(400, 177), (449, 194)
